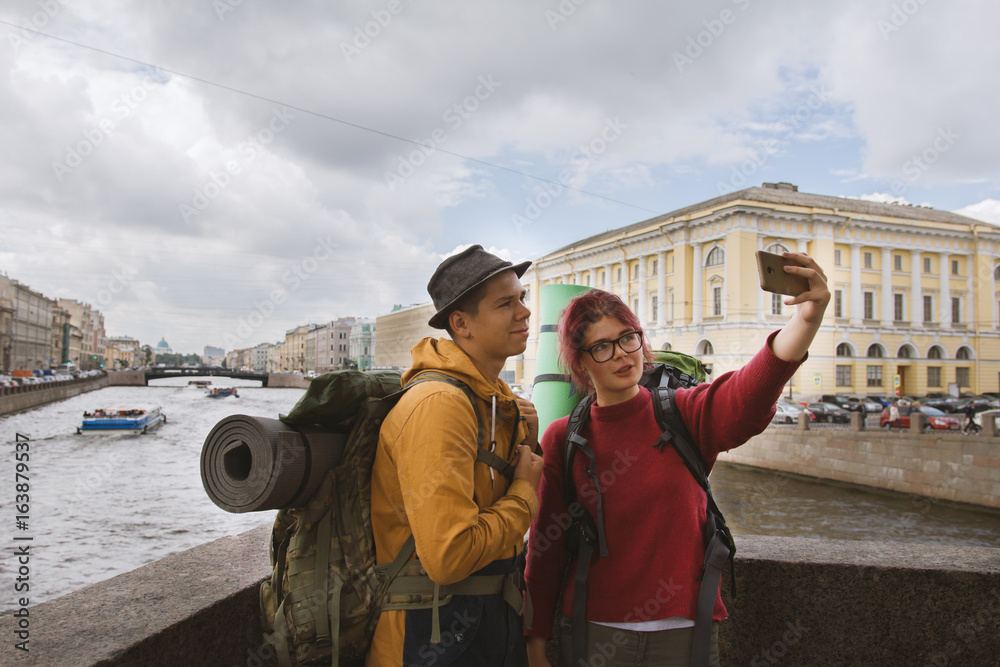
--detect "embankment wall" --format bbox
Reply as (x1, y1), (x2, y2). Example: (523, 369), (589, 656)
(0, 375), (109, 417)
(719, 426), (1000, 509)
(1, 525), (997, 666)
(266, 373), (311, 388)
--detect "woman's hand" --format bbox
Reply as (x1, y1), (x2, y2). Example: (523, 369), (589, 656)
(772, 252), (830, 362)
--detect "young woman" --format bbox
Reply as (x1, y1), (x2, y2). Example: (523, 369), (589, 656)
(525, 252), (829, 667)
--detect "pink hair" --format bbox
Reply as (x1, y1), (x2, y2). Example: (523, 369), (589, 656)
(557, 289), (653, 391)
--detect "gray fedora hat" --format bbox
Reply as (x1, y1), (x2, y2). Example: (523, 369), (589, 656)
(427, 245), (531, 329)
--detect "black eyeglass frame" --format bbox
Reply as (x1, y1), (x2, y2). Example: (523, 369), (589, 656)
(582, 330), (644, 363)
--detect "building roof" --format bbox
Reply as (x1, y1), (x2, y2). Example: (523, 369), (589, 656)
(545, 183), (989, 257)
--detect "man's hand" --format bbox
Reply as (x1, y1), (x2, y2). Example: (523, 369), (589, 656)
(515, 395), (539, 451)
(526, 636), (552, 667)
(512, 444), (543, 490)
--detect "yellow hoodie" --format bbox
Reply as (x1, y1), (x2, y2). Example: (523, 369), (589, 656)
(366, 337), (538, 666)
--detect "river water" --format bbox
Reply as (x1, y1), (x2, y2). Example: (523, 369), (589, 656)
(1, 378), (999, 615)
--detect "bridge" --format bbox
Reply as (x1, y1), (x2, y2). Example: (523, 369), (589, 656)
(144, 366), (271, 386)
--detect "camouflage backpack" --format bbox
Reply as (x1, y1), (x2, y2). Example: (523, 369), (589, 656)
(260, 369), (515, 667)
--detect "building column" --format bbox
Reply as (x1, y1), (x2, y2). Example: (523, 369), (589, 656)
(692, 243), (704, 326)
(657, 251), (667, 328)
(850, 243), (862, 325)
(604, 263), (612, 292)
(620, 255), (629, 303)
(939, 252), (952, 326)
(910, 249), (922, 325)
(638, 255), (648, 324)
(881, 247), (893, 324)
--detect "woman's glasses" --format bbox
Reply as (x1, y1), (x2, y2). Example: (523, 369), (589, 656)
(583, 331), (643, 363)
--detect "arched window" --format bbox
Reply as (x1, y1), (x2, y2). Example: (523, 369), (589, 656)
(697, 340), (715, 355)
(766, 243), (790, 255)
(898, 346), (911, 359)
(866, 344), (885, 358)
(928, 345), (944, 359)
(661, 342), (673, 351)
(836, 343), (852, 357)
(705, 247), (724, 267)
(956, 346), (972, 360)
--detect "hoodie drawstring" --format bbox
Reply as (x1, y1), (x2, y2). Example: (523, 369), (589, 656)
(489, 394), (498, 489)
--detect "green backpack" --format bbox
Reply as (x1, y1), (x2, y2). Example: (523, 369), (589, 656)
(650, 349), (711, 386)
(260, 369), (519, 667)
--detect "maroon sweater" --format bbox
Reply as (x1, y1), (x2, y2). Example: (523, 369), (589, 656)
(524, 332), (803, 638)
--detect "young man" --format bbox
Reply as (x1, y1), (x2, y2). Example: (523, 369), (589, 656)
(367, 245), (544, 666)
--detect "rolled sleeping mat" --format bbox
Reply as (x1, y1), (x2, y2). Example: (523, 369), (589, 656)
(533, 283), (592, 435)
(200, 414), (347, 513)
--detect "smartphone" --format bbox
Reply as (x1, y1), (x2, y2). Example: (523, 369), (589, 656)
(756, 251), (810, 296)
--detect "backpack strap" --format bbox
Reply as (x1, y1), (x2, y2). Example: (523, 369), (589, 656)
(649, 386), (735, 667)
(390, 371), (523, 644)
(405, 371), (514, 482)
(562, 394), (613, 667)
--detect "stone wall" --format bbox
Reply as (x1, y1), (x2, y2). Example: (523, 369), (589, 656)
(266, 373), (311, 388)
(0, 375), (108, 416)
(105, 370), (147, 386)
(719, 427), (1000, 509)
(1, 525), (997, 666)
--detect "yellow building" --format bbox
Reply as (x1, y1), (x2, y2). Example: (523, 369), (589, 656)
(375, 303), (438, 369)
(105, 336), (139, 369)
(524, 182), (1000, 399)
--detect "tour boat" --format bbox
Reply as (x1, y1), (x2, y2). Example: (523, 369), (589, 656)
(78, 407), (166, 434)
(206, 387), (239, 398)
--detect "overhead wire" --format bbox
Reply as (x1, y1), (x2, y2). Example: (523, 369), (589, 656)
(0, 19), (660, 217)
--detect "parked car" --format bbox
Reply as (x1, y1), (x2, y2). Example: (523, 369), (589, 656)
(805, 402), (851, 423)
(820, 395), (861, 412)
(865, 394), (896, 407)
(772, 400), (804, 424)
(879, 405), (961, 431)
(843, 397), (883, 414)
(920, 396), (962, 413)
(951, 397), (997, 414)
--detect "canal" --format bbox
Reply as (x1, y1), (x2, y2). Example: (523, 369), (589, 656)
(0, 377), (998, 616)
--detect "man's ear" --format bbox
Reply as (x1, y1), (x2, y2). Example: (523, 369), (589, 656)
(448, 309), (473, 340)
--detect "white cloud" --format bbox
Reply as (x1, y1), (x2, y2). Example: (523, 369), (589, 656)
(2, 0), (999, 353)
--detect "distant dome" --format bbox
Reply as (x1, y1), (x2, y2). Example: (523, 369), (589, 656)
(157, 338), (170, 349)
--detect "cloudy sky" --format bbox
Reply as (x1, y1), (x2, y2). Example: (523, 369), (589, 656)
(2, 0), (999, 355)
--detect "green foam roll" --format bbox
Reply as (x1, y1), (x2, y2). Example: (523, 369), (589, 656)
(533, 283), (592, 435)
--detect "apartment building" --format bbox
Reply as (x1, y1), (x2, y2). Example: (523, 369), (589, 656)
(525, 183), (1000, 398)
(0, 276), (60, 371)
